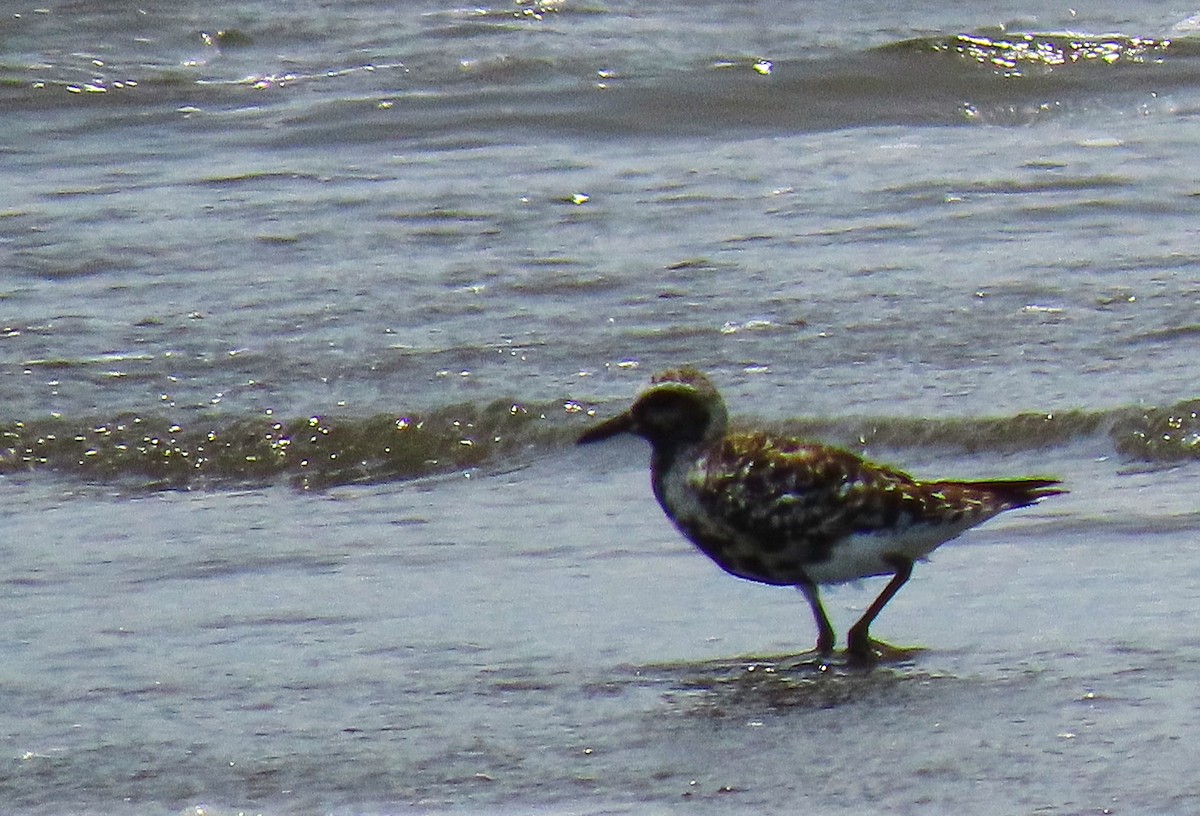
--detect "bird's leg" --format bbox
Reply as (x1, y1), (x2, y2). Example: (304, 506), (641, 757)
(846, 555), (914, 658)
(798, 580), (835, 656)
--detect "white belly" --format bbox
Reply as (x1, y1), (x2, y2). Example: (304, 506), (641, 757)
(803, 525), (966, 585)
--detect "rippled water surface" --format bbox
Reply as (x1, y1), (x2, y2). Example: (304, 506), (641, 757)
(3, 0), (1200, 813)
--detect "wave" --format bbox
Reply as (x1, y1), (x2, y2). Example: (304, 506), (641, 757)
(2, 397), (1197, 490)
(0, 401), (567, 491)
(266, 31), (1200, 144)
(6, 30), (1200, 137)
(590, 32), (1200, 134)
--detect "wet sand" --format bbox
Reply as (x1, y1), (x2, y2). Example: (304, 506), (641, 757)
(4, 442), (1200, 813)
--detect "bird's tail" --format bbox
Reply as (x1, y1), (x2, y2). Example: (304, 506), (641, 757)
(940, 477), (1066, 510)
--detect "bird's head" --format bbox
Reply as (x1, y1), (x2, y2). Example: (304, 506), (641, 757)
(577, 367), (728, 449)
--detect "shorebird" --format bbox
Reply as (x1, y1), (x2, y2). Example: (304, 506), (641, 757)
(578, 367), (1064, 658)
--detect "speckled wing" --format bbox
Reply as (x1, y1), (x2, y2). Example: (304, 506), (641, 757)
(690, 433), (929, 564)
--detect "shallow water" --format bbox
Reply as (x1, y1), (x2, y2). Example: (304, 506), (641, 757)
(5, 450), (1200, 814)
(4, 0), (1200, 812)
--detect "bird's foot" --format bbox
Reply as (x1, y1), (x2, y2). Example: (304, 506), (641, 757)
(814, 631), (836, 659)
(846, 634), (923, 665)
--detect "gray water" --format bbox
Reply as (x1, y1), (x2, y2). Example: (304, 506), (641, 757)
(4, 0), (1200, 813)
